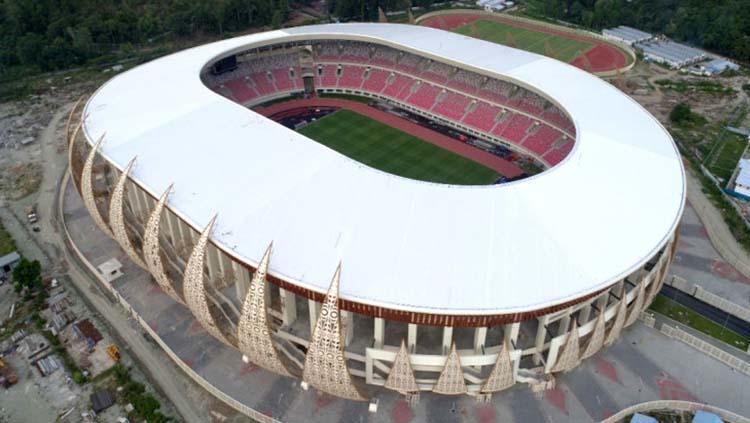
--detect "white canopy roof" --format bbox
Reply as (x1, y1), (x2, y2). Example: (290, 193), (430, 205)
(83, 23), (685, 315)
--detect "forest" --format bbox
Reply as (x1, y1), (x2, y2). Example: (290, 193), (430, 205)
(523, 0), (750, 62)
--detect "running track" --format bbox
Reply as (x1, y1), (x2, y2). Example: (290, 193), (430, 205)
(254, 98), (525, 178)
(421, 13), (629, 73)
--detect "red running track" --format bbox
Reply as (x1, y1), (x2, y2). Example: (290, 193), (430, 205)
(421, 13), (629, 73)
(254, 98), (524, 178)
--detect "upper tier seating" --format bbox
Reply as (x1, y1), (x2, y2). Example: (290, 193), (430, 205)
(407, 83), (440, 109)
(462, 102), (501, 132)
(362, 69), (389, 93)
(433, 91), (471, 121)
(522, 125), (561, 156)
(338, 66), (366, 89)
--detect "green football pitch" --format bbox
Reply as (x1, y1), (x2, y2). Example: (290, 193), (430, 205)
(297, 109), (500, 185)
(455, 19), (593, 63)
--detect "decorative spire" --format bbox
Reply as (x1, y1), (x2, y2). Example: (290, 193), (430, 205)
(625, 281), (646, 327)
(433, 343), (467, 395)
(302, 264), (367, 401)
(237, 243), (294, 377)
(480, 340), (514, 393)
(81, 134), (114, 238)
(551, 320), (580, 373)
(142, 185), (184, 304)
(581, 311), (606, 360)
(108, 158), (148, 270)
(184, 216), (235, 347)
(384, 339), (419, 394)
(605, 294), (628, 346)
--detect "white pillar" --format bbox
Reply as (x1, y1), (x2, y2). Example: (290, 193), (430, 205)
(206, 245), (221, 285)
(407, 323), (417, 352)
(342, 311), (354, 347)
(578, 303), (592, 325)
(308, 299), (319, 335)
(373, 318), (385, 349)
(279, 288), (297, 326)
(136, 188), (151, 221)
(232, 262), (250, 302)
(557, 313), (571, 337)
(442, 327), (453, 353)
(504, 322), (520, 346)
(533, 315), (549, 365)
(165, 210), (181, 249)
(473, 327), (487, 353)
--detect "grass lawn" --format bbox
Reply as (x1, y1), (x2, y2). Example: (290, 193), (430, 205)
(454, 19), (592, 63)
(0, 222), (15, 256)
(298, 109), (500, 185)
(705, 131), (747, 183)
(649, 295), (750, 351)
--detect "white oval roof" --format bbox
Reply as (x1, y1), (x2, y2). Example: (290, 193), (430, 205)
(83, 23), (685, 315)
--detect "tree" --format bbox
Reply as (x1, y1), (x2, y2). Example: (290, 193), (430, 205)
(12, 258), (42, 293)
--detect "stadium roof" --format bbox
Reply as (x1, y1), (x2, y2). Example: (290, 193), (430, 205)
(82, 23), (685, 315)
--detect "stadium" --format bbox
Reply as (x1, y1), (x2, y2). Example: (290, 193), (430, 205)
(67, 23), (685, 402)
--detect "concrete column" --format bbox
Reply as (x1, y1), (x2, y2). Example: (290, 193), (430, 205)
(220, 252), (234, 282)
(578, 303), (592, 325)
(126, 182), (142, 219)
(407, 324), (417, 352)
(533, 315), (549, 365)
(503, 322), (520, 347)
(308, 299), (319, 335)
(278, 289), (297, 326)
(473, 327), (487, 353)
(136, 188), (151, 221)
(165, 210), (180, 248)
(442, 326), (453, 353)
(232, 262), (250, 302)
(342, 311), (354, 347)
(373, 318), (385, 349)
(206, 245), (221, 285)
(557, 312), (571, 337)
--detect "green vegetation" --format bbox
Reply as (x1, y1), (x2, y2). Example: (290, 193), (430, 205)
(669, 103), (706, 127)
(519, 0), (750, 63)
(298, 109), (500, 185)
(649, 295), (750, 351)
(705, 132), (747, 182)
(0, 221), (15, 256)
(454, 19), (593, 62)
(0, 0), (293, 75)
(656, 79), (736, 95)
(112, 364), (171, 422)
(11, 258), (42, 293)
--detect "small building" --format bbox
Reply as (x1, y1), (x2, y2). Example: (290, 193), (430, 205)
(90, 389), (116, 413)
(704, 58), (739, 75)
(733, 159), (750, 199)
(603, 26), (653, 45)
(97, 258), (123, 283)
(0, 251), (21, 279)
(476, 0), (510, 11)
(636, 38), (706, 68)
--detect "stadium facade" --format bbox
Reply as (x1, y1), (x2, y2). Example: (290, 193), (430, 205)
(68, 24), (685, 402)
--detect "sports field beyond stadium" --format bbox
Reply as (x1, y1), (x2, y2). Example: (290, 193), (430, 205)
(420, 12), (631, 73)
(299, 109), (501, 185)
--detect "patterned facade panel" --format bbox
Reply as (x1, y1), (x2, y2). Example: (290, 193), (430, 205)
(433, 343), (467, 395)
(184, 216), (235, 347)
(480, 341), (514, 393)
(551, 321), (580, 373)
(238, 243), (293, 377)
(581, 311), (606, 360)
(302, 265), (367, 401)
(605, 295), (628, 346)
(384, 339), (419, 394)
(108, 158), (148, 270)
(80, 135), (114, 238)
(143, 185), (184, 304)
(625, 281), (646, 327)
(68, 120), (82, 189)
